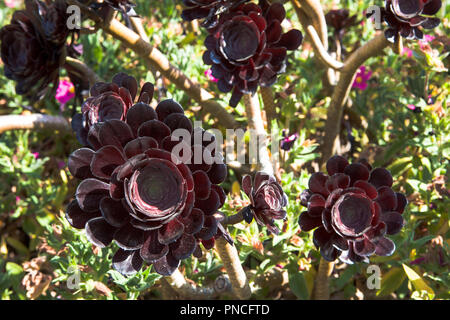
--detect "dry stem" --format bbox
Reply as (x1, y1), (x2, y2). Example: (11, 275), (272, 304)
(313, 258), (335, 300)
(215, 237), (251, 299)
(0, 114), (70, 134)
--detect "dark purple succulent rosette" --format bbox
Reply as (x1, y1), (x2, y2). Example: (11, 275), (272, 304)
(181, 0), (251, 29)
(378, 0), (441, 42)
(241, 172), (288, 235)
(202, 1), (303, 107)
(325, 9), (357, 40)
(298, 155), (407, 263)
(0, 0), (70, 100)
(71, 73), (154, 146)
(67, 77), (229, 276)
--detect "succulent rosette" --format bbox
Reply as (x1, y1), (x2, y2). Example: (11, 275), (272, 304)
(299, 156), (407, 263)
(202, 0), (303, 107)
(325, 9), (357, 40)
(379, 0), (442, 42)
(66, 74), (229, 276)
(0, 0), (70, 100)
(241, 172), (288, 235)
(71, 73), (154, 146)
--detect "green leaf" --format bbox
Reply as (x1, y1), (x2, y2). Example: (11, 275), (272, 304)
(288, 270), (309, 300)
(402, 264), (435, 299)
(376, 267), (406, 297)
(6, 262), (23, 276)
(6, 237), (29, 255)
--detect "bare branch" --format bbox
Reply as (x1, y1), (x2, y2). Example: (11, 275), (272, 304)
(64, 56), (101, 86)
(166, 269), (231, 299)
(243, 93), (274, 176)
(313, 258), (335, 300)
(320, 33), (390, 165)
(0, 114), (70, 134)
(215, 237), (251, 299)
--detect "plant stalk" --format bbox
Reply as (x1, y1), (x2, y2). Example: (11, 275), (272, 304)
(215, 237), (251, 299)
(313, 258), (335, 300)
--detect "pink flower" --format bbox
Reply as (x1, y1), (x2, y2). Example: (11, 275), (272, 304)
(402, 47), (413, 58)
(4, 0), (22, 8)
(419, 35), (435, 50)
(15, 196), (20, 204)
(204, 69), (218, 83)
(32, 152), (39, 159)
(352, 66), (372, 91)
(55, 80), (75, 111)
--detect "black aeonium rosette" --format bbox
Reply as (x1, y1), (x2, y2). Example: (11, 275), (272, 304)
(377, 0), (442, 42)
(299, 156), (407, 263)
(202, 0), (303, 107)
(241, 172), (288, 235)
(66, 73), (230, 276)
(0, 0), (71, 100)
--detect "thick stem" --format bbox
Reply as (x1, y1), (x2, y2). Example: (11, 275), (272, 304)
(0, 114), (70, 134)
(242, 93), (274, 176)
(259, 87), (277, 131)
(320, 34), (389, 165)
(64, 56), (101, 86)
(165, 269), (231, 299)
(215, 237), (251, 299)
(297, 0), (328, 50)
(313, 258), (334, 300)
(102, 19), (238, 129)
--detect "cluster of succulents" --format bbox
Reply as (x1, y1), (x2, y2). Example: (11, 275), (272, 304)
(378, 0), (442, 42)
(67, 73), (230, 276)
(0, 0), (418, 280)
(0, 0), (71, 100)
(182, 0), (303, 107)
(299, 156), (407, 263)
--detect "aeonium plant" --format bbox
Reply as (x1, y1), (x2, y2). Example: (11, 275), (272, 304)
(66, 73), (230, 276)
(241, 172), (288, 235)
(299, 155), (407, 263)
(185, 0), (303, 107)
(377, 0), (442, 42)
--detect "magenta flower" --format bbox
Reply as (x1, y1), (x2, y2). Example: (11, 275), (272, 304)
(419, 35), (435, 50)
(55, 80), (75, 111)
(402, 47), (413, 58)
(280, 131), (299, 151)
(352, 66), (372, 91)
(32, 152), (39, 159)
(204, 69), (218, 83)
(57, 161), (66, 169)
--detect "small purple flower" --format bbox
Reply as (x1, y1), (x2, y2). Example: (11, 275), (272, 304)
(32, 152), (39, 159)
(57, 161), (66, 170)
(204, 69), (218, 83)
(280, 131), (299, 151)
(55, 80), (75, 111)
(352, 66), (372, 91)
